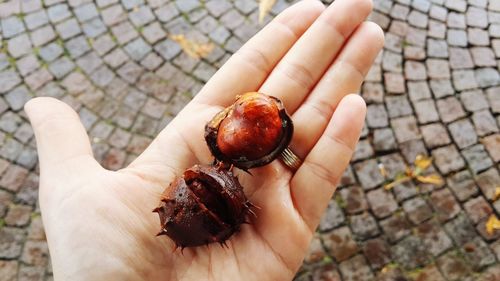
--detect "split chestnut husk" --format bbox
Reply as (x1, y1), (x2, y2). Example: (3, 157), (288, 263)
(205, 92), (293, 170)
(153, 165), (252, 248)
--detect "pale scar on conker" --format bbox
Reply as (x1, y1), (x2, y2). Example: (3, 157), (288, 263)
(154, 92), (293, 249)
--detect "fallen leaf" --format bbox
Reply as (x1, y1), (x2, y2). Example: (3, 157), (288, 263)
(384, 176), (411, 190)
(259, 0), (277, 23)
(170, 34), (215, 59)
(414, 154), (432, 171)
(494, 187), (500, 202)
(486, 215), (500, 235)
(415, 174), (443, 185)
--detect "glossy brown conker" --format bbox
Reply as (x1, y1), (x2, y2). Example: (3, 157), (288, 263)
(205, 92), (293, 170)
(153, 165), (252, 248)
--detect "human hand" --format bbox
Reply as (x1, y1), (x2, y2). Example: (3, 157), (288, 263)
(25, 0), (383, 280)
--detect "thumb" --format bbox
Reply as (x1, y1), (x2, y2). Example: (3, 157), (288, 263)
(24, 97), (96, 173)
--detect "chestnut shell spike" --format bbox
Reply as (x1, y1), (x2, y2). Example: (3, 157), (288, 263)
(153, 165), (252, 248)
(204, 92), (293, 170)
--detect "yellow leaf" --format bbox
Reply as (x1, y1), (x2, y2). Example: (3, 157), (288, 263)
(170, 34), (215, 59)
(494, 187), (500, 202)
(258, 0), (277, 23)
(415, 174), (443, 185)
(384, 176), (411, 190)
(485, 215), (500, 235)
(414, 154), (432, 170)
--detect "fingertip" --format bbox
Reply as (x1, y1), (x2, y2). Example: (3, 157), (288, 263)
(24, 97), (79, 126)
(363, 21), (385, 49)
(330, 94), (367, 150)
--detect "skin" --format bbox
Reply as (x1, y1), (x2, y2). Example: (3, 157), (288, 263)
(25, 0), (384, 280)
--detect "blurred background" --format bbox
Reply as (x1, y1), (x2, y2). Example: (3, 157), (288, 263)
(0, 0), (499, 280)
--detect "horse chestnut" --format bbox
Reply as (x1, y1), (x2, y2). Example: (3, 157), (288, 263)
(205, 92), (293, 170)
(153, 165), (252, 248)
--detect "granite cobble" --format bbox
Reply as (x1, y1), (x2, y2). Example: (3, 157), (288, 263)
(0, 0), (499, 280)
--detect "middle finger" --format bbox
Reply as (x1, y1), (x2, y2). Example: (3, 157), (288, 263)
(258, 0), (373, 113)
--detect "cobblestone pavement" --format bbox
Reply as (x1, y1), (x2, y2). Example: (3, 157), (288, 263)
(0, 0), (499, 280)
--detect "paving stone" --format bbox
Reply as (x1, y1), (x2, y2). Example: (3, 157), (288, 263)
(362, 238), (391, 270)
(154, 3), (179, 22)
(16, 55), (39, 77)
(447, 29), (468, 47)
(338, 255), (374, 281)
(24, 68), (53, 90)
(77, 51), (103, 74)
(404, 60), (427, 80)
(5, 86), (31, 111)
(338, 186), (367, 215)
(48, 57), (75, 79)
(427, 38), (448, 58)
(481, 134), (500, 162)
(426, 58), (450, 79)
(462, 144), (493, 174)
(7, 33), (32, 58)
(416, 220), (453, 256)
(399, 139), (428, 163)
(461, 237), (496, 270)
(391, 235), (429, 269)
(366, 188), (398, 218)
(407, 81), (431, 101)
(475, 68), (500, 88)
(0, 227), (25, 259)
(436, 96), (466, 123)
(468, 28), (491, 46)
(463, 196), (493, 224)
(486, 87), (500, 113)
(1, 17), (26, 38)
(414, 99), (439, 124)
(0, 260), (18, 281)
(447, 11), (466, 28)
(124, 37), (152, 61)
(436, 251), (472, 280)
(366, 104), (389, 128)
(460, 89), (489, 112)
(447, 170), (479, 202)
(421, 123), (451, 148)
(391, 116), (421, 143)
(429, 188), (461, 222)
(56, 18), (82, 39)
(18, 265), (46, 281)
(383, 72), (405, 93)
(350, 212), (379, 240)
(383, 51), (403, 73)
(428, 19), (446, 38)
(24, 11), (48, 31)
(390, 20), (409, 37)
(82, 18), (106, 38)
(318, 200), (345, 232)
(47, 4), (70, 23)
(444, 213), (478, 245)
(408, 10), (428, 28)
(448, 119), (478, 148)
(471, 48), (497, 67)
(432, 144), (465, 174)
(352, 139), (373, 161)
(475, 168), (500, 202)
(385, 96), (413, 118)
(372, 128), (398, 152)
(353, 159), (385, 190)
(378, 153), (406, 179)
(129, 5), (155, 27)
(430, 79), (454, 98)
(402, 197), (432, 224)
(472, 110), (499, 136)
(5, 204), (32, 227)
(322, 226), (358, 262)
(467, 6), (488, 28)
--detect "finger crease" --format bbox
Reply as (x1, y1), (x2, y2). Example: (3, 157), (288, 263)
(274, 61), (316, 91)
(325, 131), (355, 154)
(317, 18), (347, 43)
(234, 46), (273, 77)
(301, 99), (334, 124)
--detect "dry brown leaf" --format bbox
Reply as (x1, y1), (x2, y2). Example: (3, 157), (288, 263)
(414, 154), (432, 170)
(378, 163), (388, 178)
(384, 176), (411, 191)
(170, 34), (215, 59)
(416, 174), (443, 185)
(494, 187), (500, 202)
(486, 215), (500, 235)
(259, 0), (277, 23)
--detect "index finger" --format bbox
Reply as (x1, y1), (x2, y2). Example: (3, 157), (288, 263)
(193, 0), (325, 107)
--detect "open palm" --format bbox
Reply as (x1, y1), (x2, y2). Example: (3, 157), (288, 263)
(25, 0), (383, 280)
